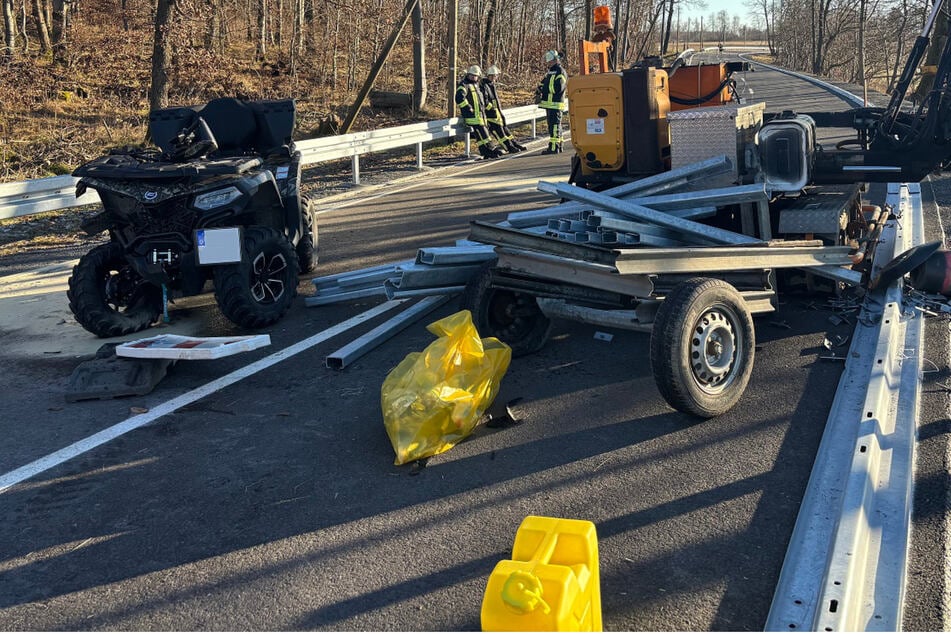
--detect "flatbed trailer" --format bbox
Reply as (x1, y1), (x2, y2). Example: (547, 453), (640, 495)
(461, 178), (879, 419)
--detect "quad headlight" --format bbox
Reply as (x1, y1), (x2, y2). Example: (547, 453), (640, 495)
(193, 186), (242, 210)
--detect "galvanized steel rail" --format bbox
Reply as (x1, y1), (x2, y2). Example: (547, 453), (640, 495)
(0, 104), (545, 220)
(766, 183), (923, 631)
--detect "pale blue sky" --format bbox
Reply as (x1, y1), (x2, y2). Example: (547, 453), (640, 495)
(680, 0), (757, 22)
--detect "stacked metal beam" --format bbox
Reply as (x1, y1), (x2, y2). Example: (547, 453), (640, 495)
(307, 155), (863, 309)
(306, 246), (497, 307)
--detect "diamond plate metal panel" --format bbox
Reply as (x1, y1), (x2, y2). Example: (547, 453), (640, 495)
(667, 102), (765, 188)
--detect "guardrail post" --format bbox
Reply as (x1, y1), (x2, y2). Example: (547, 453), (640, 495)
(416, 142), (424, 169)
(352, 154), (361, 185)
(532, 118), (537, 138)
(465, 132), (471, 157)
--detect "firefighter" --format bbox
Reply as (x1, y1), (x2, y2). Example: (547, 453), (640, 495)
(455, 65), (504, 159)
(537, 50), (567, 154)
(481, 65), (528, 153)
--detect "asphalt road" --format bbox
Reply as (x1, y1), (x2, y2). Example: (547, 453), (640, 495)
(0, 59), (947, 631)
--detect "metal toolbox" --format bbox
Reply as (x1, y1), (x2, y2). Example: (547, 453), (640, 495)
(667, 102), (765, 187)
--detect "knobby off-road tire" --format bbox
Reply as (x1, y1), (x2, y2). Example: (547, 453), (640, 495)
(461, 264), (552, 357)
(649, 277), (755, 418)
(67, 242), (163, 338)
(213, 226), (299, 329)
(296, 197), (319, 274)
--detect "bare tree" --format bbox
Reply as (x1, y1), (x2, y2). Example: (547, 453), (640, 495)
(480, 0), (496, 66)
(661, 0), (675, 54)
(149, 0), (177, 110)
(255, 0), (265, 58)
(3, 0), (17, 57)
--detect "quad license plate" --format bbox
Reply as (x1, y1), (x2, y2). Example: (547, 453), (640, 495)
(195, 227), (242, 265)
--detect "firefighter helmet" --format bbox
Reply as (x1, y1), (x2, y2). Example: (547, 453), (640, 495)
(466, 65), (482, 76)
(485, 65), (501, 76)
(544, 50), (559, 63)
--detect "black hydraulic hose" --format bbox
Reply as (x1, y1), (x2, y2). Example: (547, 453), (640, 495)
(669, 77), (734, 106)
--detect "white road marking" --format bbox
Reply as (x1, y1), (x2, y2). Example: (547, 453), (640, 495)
(0, 299), (407, 495)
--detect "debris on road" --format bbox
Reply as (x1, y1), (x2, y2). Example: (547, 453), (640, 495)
(482, 515), (602, 631)
(116, 334), (271, 360)
(325, 296), (450, 369)
(65, 354), (174, 402)
(381, 310), (511, 465)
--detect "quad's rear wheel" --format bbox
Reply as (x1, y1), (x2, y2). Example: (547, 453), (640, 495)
(462, 264), (552, 357)
(214, 226), (298, 329)
(67, 242), (163, 338)
(296, 197), (319, 274)
(649, 277), (754, 418)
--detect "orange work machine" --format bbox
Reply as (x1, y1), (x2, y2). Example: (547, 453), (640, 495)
(568, 11), (752, 189)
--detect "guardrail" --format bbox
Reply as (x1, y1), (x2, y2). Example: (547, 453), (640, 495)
(0, 104), (546, 221)
(766, 183), (922, 631)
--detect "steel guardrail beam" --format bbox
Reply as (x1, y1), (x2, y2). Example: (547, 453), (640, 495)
(0, 174), (101, 220)
(766, 183), (923, 631)
(0, 105), (546, 219)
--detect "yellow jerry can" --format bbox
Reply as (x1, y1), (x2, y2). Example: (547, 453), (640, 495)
(481, 515), (602, 631)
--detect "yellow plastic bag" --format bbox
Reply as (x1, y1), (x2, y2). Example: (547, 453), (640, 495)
(382, 310), (512, 465)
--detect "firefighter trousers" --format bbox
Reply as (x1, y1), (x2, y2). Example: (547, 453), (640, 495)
(544, 109), (564, 151)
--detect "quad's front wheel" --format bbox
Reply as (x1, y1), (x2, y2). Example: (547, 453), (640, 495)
(649, 278), (754, 418)
(462, 264), (552, 357)
(214, 226), (298, 329)
(67, 242), (163, 338)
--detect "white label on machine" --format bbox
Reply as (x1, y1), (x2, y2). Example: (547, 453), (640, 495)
(586, 118), (606, 135)
(196, 227), (242, 265)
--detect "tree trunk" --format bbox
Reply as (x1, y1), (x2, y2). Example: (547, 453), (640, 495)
(763, 0), (774, 55)
(661, 0), (675, 54)
(50, 0), (70, 63)
(149, 0), (176, 111)
(857, 0), (867, 103)
(480, 0), (495, 66)
(447, 0), (457, 117)
(203, 0), (219, 50)
(20, 1), (27, 53)
(412, 0), (427, 111)
(256, 0), (266, 59)
(584, 0), (591, 40)
(2, 0), (16, 58)
(556, 0), (567, 61)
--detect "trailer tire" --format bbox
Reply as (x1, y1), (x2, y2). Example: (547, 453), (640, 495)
(296, 197), (319, 274)
(214, 226), (298, 329)
(462, 264), (552, 357)
(649, 277), (754, 418)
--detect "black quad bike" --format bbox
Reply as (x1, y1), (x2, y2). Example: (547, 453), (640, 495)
(68, 97), (318, 337)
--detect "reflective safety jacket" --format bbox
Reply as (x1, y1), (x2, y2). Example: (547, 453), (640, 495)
(480, 78), (506, 125)
(455, 78), (486, 126)
(538, 63), (567, 111)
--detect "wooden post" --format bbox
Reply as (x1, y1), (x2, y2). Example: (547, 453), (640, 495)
(340, 0), (419, 134)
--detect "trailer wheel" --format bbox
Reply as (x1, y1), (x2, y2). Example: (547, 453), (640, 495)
(462, 265), (552, 357)
(649, 278), (754, 418)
